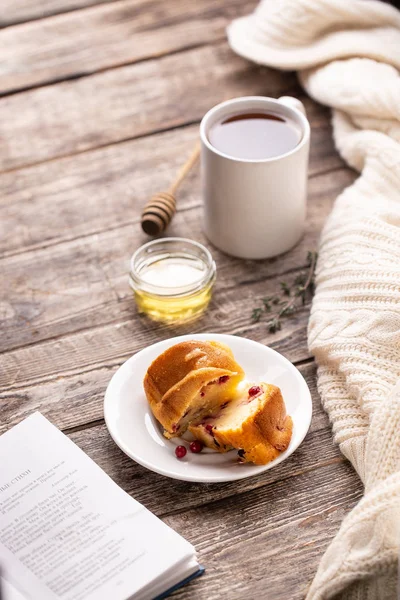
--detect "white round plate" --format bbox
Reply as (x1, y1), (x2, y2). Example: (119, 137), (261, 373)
(104, 333), (312, 483)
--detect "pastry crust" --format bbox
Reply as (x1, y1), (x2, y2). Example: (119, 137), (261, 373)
(143, 340), (292, 464)
(189, 383), (293, 465)
(143, 340), (244, 437)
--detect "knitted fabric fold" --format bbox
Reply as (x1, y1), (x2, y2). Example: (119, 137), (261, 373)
(227, 1), (400, 598)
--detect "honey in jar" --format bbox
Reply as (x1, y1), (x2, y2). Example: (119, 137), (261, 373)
(129, 238), (216, 324)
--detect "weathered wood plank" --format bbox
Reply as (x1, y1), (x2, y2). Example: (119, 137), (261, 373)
(0, 354), (320, 434)
(0, 0), (256, 92)
(0, 124), (197, 258)
(69, 420), (342, 516)
(0, 42), (297, 172)
(68, 418), (362, 599)
(0, 273), (312, 391)
(0, 357), (362, 600)
(0, 243), (308, 360)
(164, 461), (362, 599)
(0, 100), (344, 259)
(0, 167), (355, 362)
(68, 414), (362, 599)
(0, 358), (362, 600)
(1, 0), (118, 27)
(0, 168), (355, 391)
(0, 5), (361, 600)
(0, 361), (340, 513)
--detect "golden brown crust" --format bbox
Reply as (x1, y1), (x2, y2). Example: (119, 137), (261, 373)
(144, 340), (241, 400)
(143, 340), (292, 464)
(143, 340), (244, 437)
(222, 385), (292, 457)
(190, 384), (293, 465)
(240, 442), (280, 465)
(153, 366), (236, 435)
(252, 385), (293, 453)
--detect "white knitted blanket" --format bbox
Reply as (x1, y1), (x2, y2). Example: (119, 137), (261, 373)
(228, 1), (400, 598)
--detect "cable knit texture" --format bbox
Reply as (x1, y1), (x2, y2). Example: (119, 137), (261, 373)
(228, 1), (400, 598)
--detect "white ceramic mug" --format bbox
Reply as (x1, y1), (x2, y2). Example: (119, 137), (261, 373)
(200, 96), (310, 259)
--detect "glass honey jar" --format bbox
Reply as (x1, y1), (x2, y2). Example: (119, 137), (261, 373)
(129, 238), (216, 324)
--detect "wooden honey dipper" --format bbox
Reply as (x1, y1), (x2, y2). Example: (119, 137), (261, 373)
(141, 142), (200, 236)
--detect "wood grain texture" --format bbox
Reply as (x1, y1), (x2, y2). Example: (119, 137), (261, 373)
(67, 418), (362, 599)
(0, 361), (345, 515)
(68, 411), (342, 516)
(0, 356), (319, 435)
(0, 0), (117, 27)
(65, 400), (362, 600)
(0, 99), (344, 259)
(0, 0), (256, 92)
(0, 5), (361, 599)
(0, 42), (297, 172)
(0, 274), (312, 392)
(164, 461), (362, 600)
(0, 166), (355, 363)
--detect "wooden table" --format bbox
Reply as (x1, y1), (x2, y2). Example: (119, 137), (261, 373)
(0, 1), (364, 598)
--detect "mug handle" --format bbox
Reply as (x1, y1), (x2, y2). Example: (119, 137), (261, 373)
(278, 96), (306, 116)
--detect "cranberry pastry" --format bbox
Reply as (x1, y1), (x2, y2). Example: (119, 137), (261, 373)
(189, 383), (292, 465)
(143, 340), (244, 438)
(143, 340), (292, 465)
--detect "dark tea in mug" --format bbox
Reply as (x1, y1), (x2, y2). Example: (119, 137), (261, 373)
(208, 110), (302, 160)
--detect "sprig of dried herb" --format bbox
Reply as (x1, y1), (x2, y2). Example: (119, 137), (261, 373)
(251, 251), (318, 333)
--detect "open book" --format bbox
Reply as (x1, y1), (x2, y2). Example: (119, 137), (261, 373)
(0, 413), (203, 600)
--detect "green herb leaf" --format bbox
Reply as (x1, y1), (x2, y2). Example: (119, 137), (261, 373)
(251, 251), (317, 330)
(251, 308), (262, 323)
(262, 299), (271, 312)
(294, 273), (306, 286)
(280, 305), (296, 317)
(267, 318), (282, 333)
(280, 282), (291, 296)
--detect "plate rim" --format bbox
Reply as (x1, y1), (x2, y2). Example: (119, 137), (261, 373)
(104, 333), (312, 483)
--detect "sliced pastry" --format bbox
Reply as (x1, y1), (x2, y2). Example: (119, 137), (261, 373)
(143, 340), (245, 438)
(189, 383), (292, 465)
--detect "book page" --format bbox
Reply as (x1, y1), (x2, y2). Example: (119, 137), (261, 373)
(1, 576), (29, 600)
(0, 414), (195, 600)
